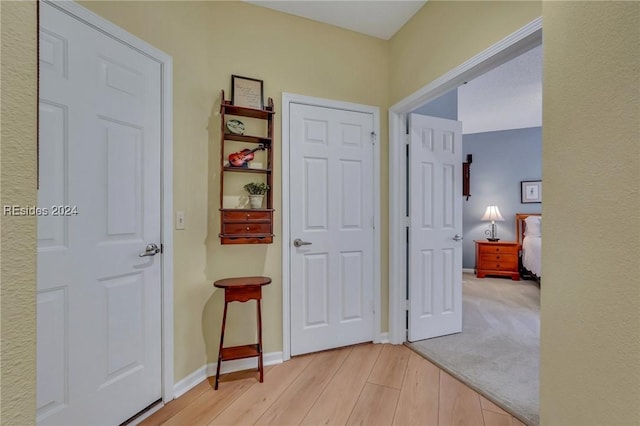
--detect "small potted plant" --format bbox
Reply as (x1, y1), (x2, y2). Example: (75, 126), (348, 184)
(244, 182), (270, 209)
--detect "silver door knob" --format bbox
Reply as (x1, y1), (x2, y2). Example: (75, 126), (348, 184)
(293, 239), (312, 247)
(139, 243), (160, 257)
(452, 234), (463, 241)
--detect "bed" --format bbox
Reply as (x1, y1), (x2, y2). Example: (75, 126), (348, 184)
(516, 213), (542, 280)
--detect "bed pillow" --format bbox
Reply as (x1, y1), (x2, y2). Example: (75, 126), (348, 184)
(524, 215), (542, 237)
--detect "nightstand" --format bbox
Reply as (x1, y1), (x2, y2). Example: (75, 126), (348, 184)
(474, 240), (520, 280)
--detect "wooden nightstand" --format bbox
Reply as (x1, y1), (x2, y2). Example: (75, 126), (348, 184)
(474, 240), (520, 280)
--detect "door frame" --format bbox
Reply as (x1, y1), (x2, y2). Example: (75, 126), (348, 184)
(388, 18), (542, 344)
(42, 1), (175, 402)
(281, 93), (381, 361)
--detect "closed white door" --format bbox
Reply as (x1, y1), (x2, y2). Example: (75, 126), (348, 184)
(408, 114), (463, 342)
(37, 3), (162, 425)
(289, 103), (375, 356)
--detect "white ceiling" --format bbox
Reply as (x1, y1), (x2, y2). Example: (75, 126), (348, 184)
(457, 45), (542, 134)
(245, 1), (542, 134)
(244, 0), (427, 40)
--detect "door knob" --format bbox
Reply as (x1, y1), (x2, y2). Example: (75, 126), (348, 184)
(139, 243), (160, 257)
(452, 234), (463, 241)
(293, 239), (312, 247)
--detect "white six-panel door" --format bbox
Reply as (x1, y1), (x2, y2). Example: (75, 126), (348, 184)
(289, 103), (375, 356)
(38, 3), (162, 424)
(408, 114), (463, 342)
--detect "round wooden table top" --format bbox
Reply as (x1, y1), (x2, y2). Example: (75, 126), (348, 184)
(213, 276), (272, 289)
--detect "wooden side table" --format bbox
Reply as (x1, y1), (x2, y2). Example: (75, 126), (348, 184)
(213, 276), (271, 389)
(474, 240), (520, 280)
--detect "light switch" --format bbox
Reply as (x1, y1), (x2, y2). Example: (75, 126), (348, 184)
(176, 211), (185, 230)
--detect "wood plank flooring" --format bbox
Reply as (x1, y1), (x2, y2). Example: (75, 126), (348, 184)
(140, 344), (527, 426)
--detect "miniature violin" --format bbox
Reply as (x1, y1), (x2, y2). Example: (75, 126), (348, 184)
(227, 144), (265, 167)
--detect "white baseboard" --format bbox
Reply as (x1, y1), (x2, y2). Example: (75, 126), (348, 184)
(173, 365), (208, 399)
(463, 268), (475, 274)
(173, 351), (283, 399)
(376, 332), (390, 344)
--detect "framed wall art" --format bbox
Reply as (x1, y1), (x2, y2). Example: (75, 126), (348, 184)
(231, 75), (264, 109)
(521, 180), (542, 203)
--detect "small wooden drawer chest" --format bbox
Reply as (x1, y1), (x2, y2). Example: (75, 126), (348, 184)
(474, 240), (520, 280)
(220, 209), (274, 244)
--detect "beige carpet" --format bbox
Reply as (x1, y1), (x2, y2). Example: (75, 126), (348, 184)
(407, 273), (540, 426)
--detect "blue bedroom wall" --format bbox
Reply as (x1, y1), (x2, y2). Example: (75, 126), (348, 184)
(462, 128), (542, 268)
(413, 90), (542, 269)
(412, 88), (458, 120)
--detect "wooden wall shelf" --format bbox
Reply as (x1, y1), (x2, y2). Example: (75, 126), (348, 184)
(222, 167), (272, 174)
(219, 90), (274, 245)
(221, 102), (275, 120)
(223, 133), (272, 144)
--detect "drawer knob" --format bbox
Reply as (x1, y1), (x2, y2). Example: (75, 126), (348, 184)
(246, 226), (250, 231)
(246, 214), (251, 219)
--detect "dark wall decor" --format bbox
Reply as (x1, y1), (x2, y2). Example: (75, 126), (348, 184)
(463, 154), (472, 200)
(521, 180), (542, 203)
(231, 75), (264, 109)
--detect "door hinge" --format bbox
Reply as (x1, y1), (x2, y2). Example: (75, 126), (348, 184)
(405, 134), (410, 145)
(370, 131), (377, 145)
(404, 217), (411, 228)
(405, 300), (410, 311)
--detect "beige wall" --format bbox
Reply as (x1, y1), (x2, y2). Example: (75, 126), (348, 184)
(3, 1), (639, 424)
(540, 2), (640, 425)
(80, 0), (390, 382)
(391, 0), (640, 424)
(389, 1), (541, 104)
(0, 1), (38, 425)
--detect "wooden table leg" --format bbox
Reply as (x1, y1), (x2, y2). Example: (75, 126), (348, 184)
(257, 298), (263, 382)
(214, 299), (229, 390)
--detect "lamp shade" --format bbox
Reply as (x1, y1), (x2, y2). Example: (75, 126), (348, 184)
(481, 205), (504, 222)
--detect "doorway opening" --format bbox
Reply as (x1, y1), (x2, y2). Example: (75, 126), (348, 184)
(390, 17), (542, 426)
(389, 14), (541, 343)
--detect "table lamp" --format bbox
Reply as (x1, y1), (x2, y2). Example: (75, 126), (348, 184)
(482, 205), (504, 241)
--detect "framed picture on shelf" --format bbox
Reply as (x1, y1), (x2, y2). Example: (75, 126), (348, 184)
(231, 75), (264, 109)
(521, 180), (542, 203)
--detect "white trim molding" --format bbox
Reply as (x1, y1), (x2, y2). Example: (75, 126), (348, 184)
(388, 18), (542, 345)
(378, 332), (390, 344)
(281, 93), (382, 360)
(173, 352), (284, 399)
(48, 0), (175, 402)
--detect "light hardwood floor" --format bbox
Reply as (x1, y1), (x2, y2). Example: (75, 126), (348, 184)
(140, 344), (526, 426)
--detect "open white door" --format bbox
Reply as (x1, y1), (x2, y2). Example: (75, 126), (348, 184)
(408, 114), (463, 342)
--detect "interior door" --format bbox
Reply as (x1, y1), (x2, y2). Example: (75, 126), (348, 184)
(37, 3), (162, 424)
(408, 114), (463, 342)
(289, 103), (375, 356)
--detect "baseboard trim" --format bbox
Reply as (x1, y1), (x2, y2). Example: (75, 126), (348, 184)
(173, 351), (283, 398)
(173, 365), (208, 399)
(375, 332), (390, 344)
(462, 268), (475, 274)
